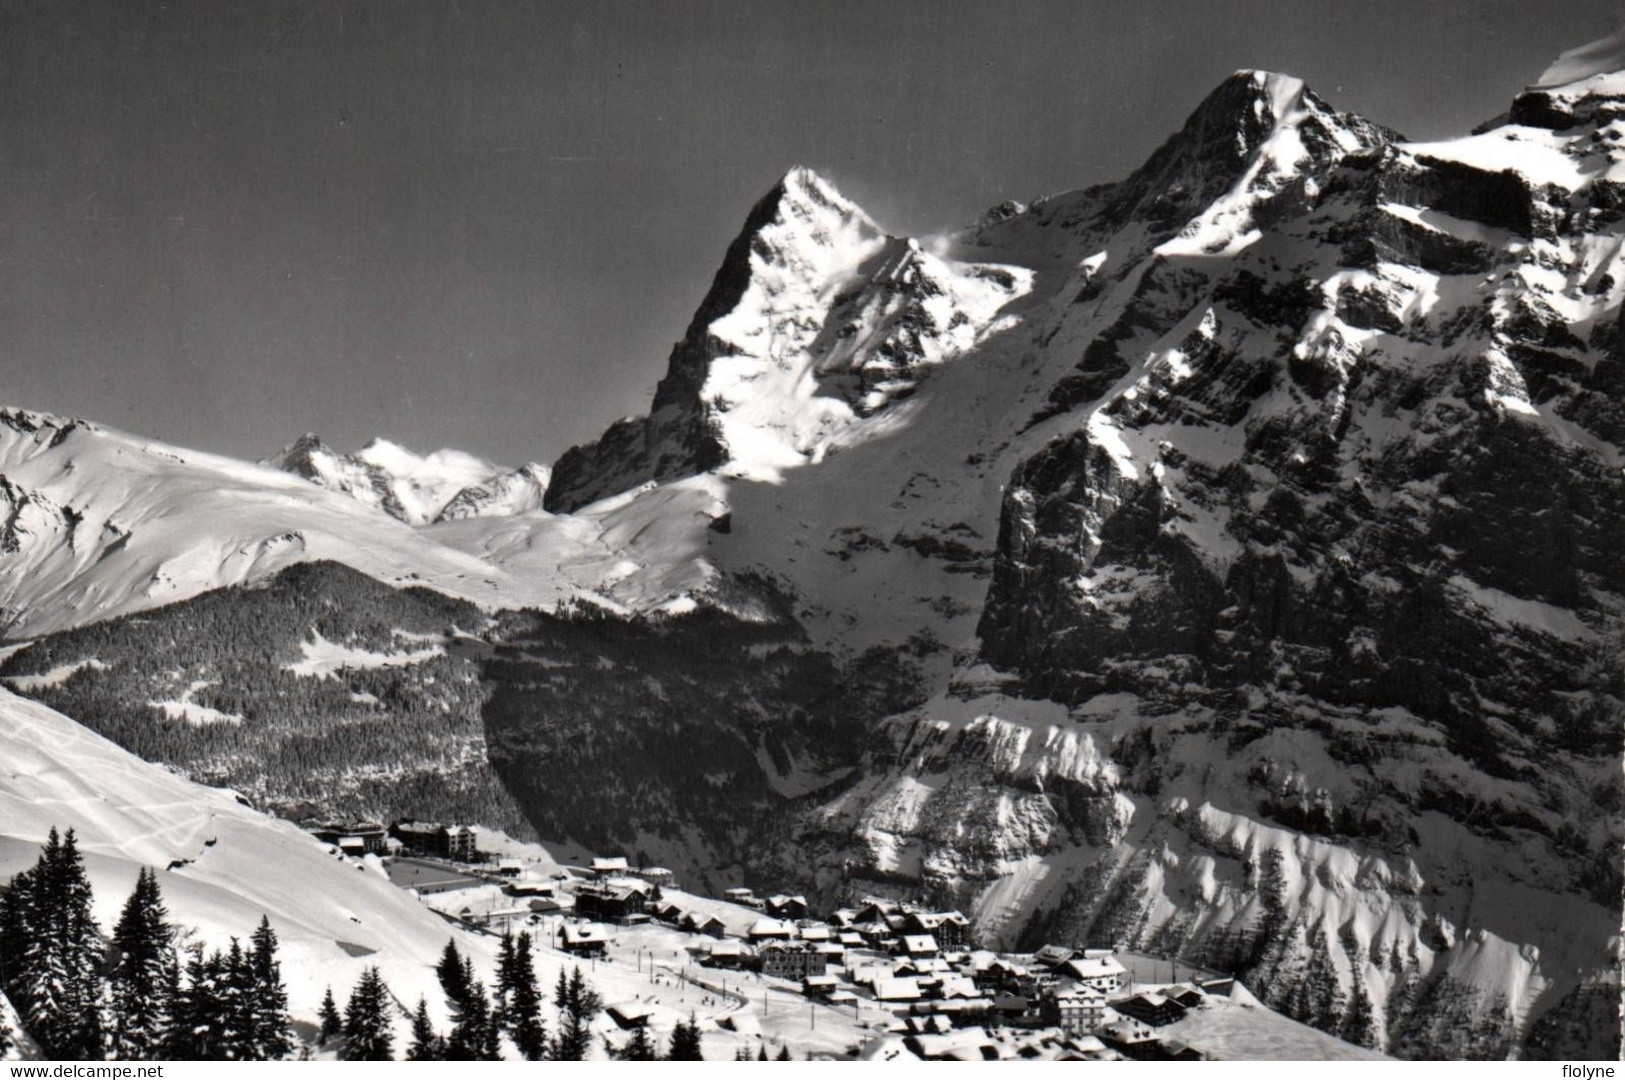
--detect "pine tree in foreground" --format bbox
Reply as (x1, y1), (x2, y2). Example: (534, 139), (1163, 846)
(9, 829), (107, 1059)
(446, 977), (500, 1061)
(219, 938), (258, 1059)
(776, 1044), (791, 1061)
(504, 932), (547, 1060)
(166, 944), (218, 1059)
(248, 916), (294, 1060)
(493, 931), (517, 1027)
(553, 966), (603, 1061)
(667, 1012), (704, 1061)
(341, 966), (395, 1061)
(318, 986), (343, 1047)
(407, 997), (442, 1061)
(109, 867), (174, 1060)
(436, 939), (470, 1011)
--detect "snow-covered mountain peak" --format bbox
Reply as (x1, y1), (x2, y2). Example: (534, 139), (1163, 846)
(1514, 27), (1625, 128)
(263, 433), (551, 525)
(544, 168), (1030, 510)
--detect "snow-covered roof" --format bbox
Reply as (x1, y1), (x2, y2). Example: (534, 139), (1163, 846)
(1065, 955), (1126, 979)
(873, 975), (922, 1002)
(560, 923), (609, 943)
(748, 918), (797, 937)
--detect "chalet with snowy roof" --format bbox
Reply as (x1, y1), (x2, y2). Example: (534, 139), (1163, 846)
(391, 820), (476, 861)
(897, 933), (939, 959)
(759, 941), (829, 980)
(1097, 1018), (1201, 1061)
(699, 939), (751, 969)
(1061, 954), (1127, 994)
(680, 912), (727, 938)
(630, 866), (674, 885)
(573, 882), (648, 924)
(990, 991), (1043, 1027)
(855, 897), (906, 922)
(853, 921), (897, 948)
(1042, 988), (1107, 1035)
(765, 894), (809, 919)
(747, 917), (797, 941)
(796, 922), (832, 942)
(1164, 982), (1208, 1010)
(838, 931), (866, 949)
(903, 910), (972, 948)
(590, 855), (630, 876)
(872, 975), (922, 1006)
(1055, 1034), (1119, 1061)
(1112, 991), (1187, 1027)
(557, 923), (609, 956)
(803, 974), (838, 999)
(904, 1030), (1000, 1062)
(723, 886), (757, 903)
(605, 1003), (656, 1030)
(1031, 944), (1075, 968)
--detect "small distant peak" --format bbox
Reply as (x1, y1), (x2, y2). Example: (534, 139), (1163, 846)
(268, 432), (330, 461)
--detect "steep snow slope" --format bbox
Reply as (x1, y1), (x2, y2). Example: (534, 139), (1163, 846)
(0, 409), (578, 637)
(0, 686), (491, 1031)
(265, 433), (550, 525)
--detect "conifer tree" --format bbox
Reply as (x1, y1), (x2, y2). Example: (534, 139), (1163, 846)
(214, 939), (252, 1059)
(436, 940), (470, 1011)
(493, 931), (517, 1026)
(757, 1043), (769, 1061)
(407, 997), (442, 1061)
(167, 944), (219, 1059)
(776, 1044), (791, 1061)
(1342, 970), (1377, 1048)
(667, 1012), (703, 1061)
(248, 917), (294, 1060)
(616, 1023), (657, 1060)
(13, 829), (106, 1059)
(504, 932), (546, 1060)
(553, 966), (602, 1061)
(446, 978), (499, 1061)
(110, 868), (174, 1060)
(341, 966), (394, 1061)
(318, 986), (343, 1046)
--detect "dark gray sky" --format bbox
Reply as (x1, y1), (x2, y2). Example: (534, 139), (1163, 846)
(2, 0), (1618, 466)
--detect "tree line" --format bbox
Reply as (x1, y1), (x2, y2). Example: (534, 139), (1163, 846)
(0, 828), (293, 1060)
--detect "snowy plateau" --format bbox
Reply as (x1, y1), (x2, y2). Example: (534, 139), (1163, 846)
(3, 30), (1625, 1062)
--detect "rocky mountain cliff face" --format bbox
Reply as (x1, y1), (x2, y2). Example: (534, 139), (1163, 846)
(2, 37), (1620, 1062)
(518, 55), (1625, 1058)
